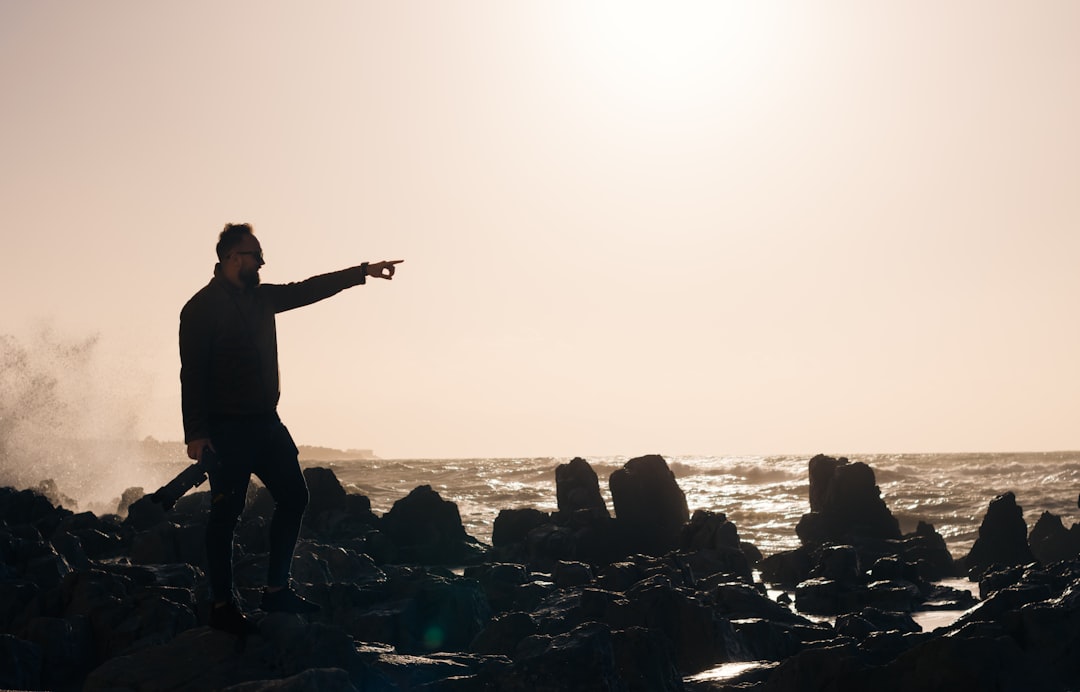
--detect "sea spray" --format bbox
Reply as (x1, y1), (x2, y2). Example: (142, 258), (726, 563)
(0, 328), (179, 512)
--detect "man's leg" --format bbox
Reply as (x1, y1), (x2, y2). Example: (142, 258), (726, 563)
(205, 458), (251, 604)
(203, 436), (255, 634)
(253, 420), (312, 596)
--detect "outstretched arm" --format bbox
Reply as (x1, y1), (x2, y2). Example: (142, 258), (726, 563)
(263, 259), (405, 313)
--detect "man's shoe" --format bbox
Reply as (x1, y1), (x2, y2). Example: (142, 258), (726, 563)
(261, 585), (321, 614)
(209, 601), (252, 635)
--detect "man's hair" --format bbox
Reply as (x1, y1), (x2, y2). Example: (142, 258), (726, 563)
(216, 223), (254, 261)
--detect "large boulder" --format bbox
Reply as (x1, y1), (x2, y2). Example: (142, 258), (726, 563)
(555, 457), (609, 516)
(609, 455), (689, 556)
(962, 492), (1035, 578)
(1028, 511), (1080, 565)
(795, 455), (901, 548)
(380, 485), (485, 564)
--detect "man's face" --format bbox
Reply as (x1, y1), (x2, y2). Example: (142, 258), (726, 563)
(232, 236), (264, 289)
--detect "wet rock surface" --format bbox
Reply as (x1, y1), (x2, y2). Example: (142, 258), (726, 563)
(2, 456), (1080, 691)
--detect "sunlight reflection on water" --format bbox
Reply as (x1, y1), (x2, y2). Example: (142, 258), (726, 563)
(685, 660), (779, 683)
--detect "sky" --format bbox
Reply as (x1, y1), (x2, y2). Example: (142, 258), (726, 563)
(2, 1), (1079, 460)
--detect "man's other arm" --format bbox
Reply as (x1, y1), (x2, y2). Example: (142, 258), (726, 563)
(179, 300), (214, 459)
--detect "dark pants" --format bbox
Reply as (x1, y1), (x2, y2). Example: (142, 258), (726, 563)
(205, 413), (308, 603)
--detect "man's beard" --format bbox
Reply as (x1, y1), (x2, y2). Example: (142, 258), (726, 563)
(240, 267), (260, 289)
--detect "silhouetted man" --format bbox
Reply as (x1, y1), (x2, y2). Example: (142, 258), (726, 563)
(179, 222), (402, 634)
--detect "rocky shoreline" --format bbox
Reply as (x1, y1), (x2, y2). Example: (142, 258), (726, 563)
(2, 453), (1078, 691)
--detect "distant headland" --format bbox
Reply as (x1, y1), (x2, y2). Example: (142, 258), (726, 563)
(296, 445), (378, 461)
(131, 437), (377, 462)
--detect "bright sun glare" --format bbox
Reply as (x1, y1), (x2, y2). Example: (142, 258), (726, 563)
(563, 2), (786, 115)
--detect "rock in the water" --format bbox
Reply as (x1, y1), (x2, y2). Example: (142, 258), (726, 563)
(555, 457), (609, 516)
(796, 454), (901, 548)
(609, 455), (689, 556)
(381, 485), (484, 564)
(1028, 511), (1080, 565)
(962, 491), (1035, 578)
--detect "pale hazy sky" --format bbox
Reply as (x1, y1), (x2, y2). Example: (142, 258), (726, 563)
(2, 1), (1078, 459)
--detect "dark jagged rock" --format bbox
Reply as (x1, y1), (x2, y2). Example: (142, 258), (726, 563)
(680, 509), (740, 552)
(381, 485), (486, 564)
(896, 521), (958, 580)
(962, 491), (1036, 579)
(835, 606), (920, 638)
(617, 573), (749, 674)
(810, 544), (861, 584)
(679, 546), (753, 584)
(469, 611), (539, 656)
(553, 560), (594, 588)
(491, 508), (551, 549)
(309, 570), (491, 654)
(729, 618), (833, 662)
(1029, 511), (1080, 564)
(361, 648), (476, 691)
(495, 621), (683, 692)
(0, 487), (73, 537)
(555, 457), (609, 516)
(302, 466), (348, 515)
(759, 547), (813, 588)
(597, 561), (648, 592)
(796, 454), (901, 548)
(609, 454), (689, 556)
(130, 521), (207, 567)
(123, 495), (169, 531)
(462, 562), (531, 614)
(707, 579), (813, 626)
(794, 569), (923, 617)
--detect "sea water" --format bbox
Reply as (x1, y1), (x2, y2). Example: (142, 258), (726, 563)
(316, 451), (1080, 559)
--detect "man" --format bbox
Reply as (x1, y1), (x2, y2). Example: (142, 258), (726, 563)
(179, 222), (402, 634)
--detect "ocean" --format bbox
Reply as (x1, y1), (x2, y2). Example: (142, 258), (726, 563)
(315, 452), (1080, 559)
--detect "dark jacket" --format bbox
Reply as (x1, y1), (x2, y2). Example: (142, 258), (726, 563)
(179, 266), (367, 443)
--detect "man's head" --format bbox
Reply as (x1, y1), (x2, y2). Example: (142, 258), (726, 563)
(216, 223), (264, 289)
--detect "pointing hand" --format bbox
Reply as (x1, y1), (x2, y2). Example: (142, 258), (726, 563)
(367, 260), (404, 280)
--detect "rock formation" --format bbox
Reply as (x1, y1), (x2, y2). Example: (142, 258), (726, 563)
(962, 491), (1036, 578)
(609, 454), (689, 556)
(4, 456), (1080, 690)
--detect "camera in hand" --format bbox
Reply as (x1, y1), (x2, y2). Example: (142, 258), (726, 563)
(149, 447), (219, 511)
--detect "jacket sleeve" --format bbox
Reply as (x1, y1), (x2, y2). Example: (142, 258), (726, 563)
(260, 266), (368, 313)
(179, 299), (213, 443)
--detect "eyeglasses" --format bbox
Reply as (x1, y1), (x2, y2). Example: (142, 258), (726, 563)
(234, 250), (265, 264)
